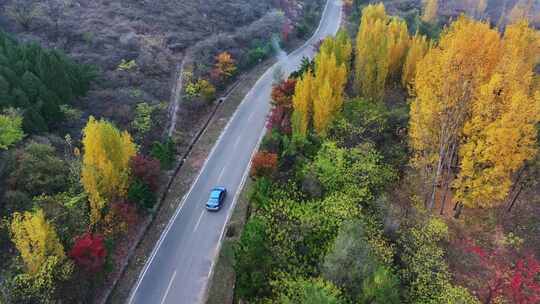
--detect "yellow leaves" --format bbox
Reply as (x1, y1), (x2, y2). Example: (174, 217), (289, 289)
(292, 70), (313, 137)
(313, 81), (335, 135)
(410, 17), (502, 171)
(292, 31), (348, 137)
(402, 34), (430, 90)
(312, 50), (347, 136)
(453, 20), (540, 208)
(409, 16), (540, 208)
(320, 29), (353, 70)
(215, 51), (237, 78)
(387, 18), (410, 79)
(355, 4), (409, 101)
(81, 116), (137, 226)
(10, 209), (65, 275)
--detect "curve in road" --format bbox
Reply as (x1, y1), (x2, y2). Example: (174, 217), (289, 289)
(128, 1), (343, 303)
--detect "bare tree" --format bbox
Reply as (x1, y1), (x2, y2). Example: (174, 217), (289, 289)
(6, 0), (41, 30)
(40, 0), (72, 39)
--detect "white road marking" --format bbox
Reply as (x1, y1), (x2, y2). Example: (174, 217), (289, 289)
(248, 111), (256, 122)
(128, 0), (342, 303)
(160, 270), (177, 304)
(218, 166), (226, 183)
(193, 210), (205, 232)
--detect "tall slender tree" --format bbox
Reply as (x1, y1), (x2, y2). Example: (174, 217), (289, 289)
(81, 117), (137, 226)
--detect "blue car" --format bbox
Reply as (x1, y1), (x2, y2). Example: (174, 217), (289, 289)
(206, 187), (227, 211)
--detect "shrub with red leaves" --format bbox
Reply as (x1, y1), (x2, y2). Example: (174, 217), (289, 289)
(459, 239), (540, 304)
(130, 154), (160, 192)
(271, 79), (296, 108)
(268, 79), (296, 132)
(69, 233), (107, 274)
(250, 151), (278, 178)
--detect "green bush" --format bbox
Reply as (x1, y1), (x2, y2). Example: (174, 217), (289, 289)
(132, 102), (155, 139)
(150, 137), (176, 169)
(9, 142), (69, 197)
(0, 108), (24, 150)
(322, 220), (379, 299)
(276, 276), (343, 304)
(234, 217), (273, 301)
(128, 179), (156, 210)
(359, 266), (401, 304)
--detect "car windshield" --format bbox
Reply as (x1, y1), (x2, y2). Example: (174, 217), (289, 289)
(210, 190), (220, 199)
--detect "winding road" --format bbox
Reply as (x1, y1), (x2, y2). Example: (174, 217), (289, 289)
(127, 1), (342, 303)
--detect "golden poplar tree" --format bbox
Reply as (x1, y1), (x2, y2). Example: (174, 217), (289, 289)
(454, 20), (540, 208)
(387, 18), (410, 80)
(10, 209), (65, 274)
(409, 16), (502, 209)
(401, 33), (430, 90)
(355, 5), (389, 101)
(320, 29), (353, 70)
(312, 50), (347, 135)
(82, 116), (137, 226)
(292, 70), (314, 137)
(422, 0), (438, 23)
(313, 80), (335, 135)
(355, 4), (410, 101)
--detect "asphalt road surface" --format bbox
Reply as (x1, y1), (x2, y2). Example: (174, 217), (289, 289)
(127, 1), (343, 303)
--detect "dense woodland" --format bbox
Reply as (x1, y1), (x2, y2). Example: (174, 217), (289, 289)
(233, 2), (540, 304)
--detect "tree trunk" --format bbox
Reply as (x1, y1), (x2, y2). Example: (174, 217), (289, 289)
(440, 141), (457, 215)
(453, 202), (463, 219)
(506, 185), (522, 212)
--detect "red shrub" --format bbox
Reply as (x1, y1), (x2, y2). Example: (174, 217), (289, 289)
(130, 154), (160, 192)
(459, 239), (540, 304)
(268, 79), (296, 132)
(69, 233), (107, 274)
(271, 79), (296, 108)
(250, 151), (278, 178)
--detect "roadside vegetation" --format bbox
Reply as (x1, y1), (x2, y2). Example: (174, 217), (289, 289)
(231, 2), (540, 303)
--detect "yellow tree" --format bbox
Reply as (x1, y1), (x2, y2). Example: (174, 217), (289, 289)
(10, 209), (65, 274)
(454, 20), (540, 208)
(214, 51), (237, 79)
(387, 18), (410, 80)
(401, 33), (430, 90)
(355, 4), (410, 101)
(312, 50), (347, 135)
(422, 0), (438, 23)
(355, 5), (389, 101)
(320, 29), (353, 70)
(409, 16), (502, 210)
(292, 70), (314, 137)
(81, 116), (137, 226)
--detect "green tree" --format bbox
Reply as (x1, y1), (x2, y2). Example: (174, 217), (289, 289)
(322, 220), (379, 299)
(359, 266), (401, 304)
(0, 108), (24, 149)
(277, 277), (343, 304)
(234, 217), (273, 301)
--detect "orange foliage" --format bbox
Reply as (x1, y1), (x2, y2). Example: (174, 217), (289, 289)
(250, 151), (278, 178)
